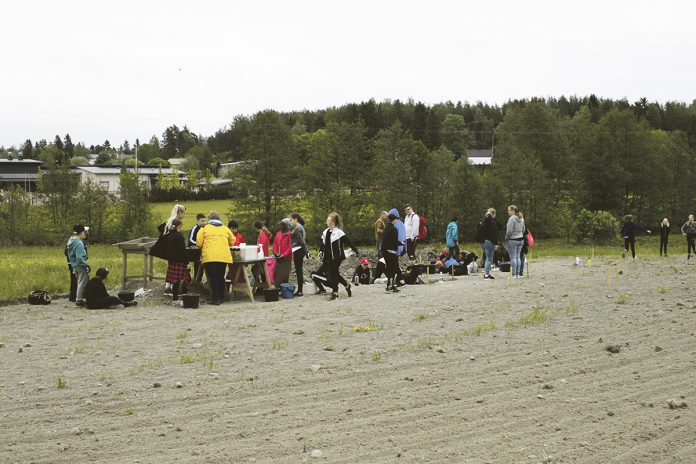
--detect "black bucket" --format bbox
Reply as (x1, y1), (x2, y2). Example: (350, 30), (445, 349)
(118, 291), (135, 302)
(182, 293), (200, 309)
(263, 288), (279, 302)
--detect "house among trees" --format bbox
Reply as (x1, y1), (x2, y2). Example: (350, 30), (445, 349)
(466, 148), (493, 166)
(74, 166), (187, 195)
(0, 156), (43, 191)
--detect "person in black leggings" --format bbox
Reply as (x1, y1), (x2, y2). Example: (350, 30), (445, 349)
(680, 215), (696, 259)
(290, 213), (307, 296)
(659, 218), (670, 257)
(312, 212), (359, 300)
(620, 215), (651, 260)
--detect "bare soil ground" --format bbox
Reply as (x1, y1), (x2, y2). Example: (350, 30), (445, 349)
(1, 257), (695, 463)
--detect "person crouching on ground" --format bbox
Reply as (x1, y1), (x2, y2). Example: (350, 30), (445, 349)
(196, 211), (235, 305)
(164, 218), (190, 301)
(352, 258), (371, 285)
(85, 268), (138, 309)
(67, 224), (90, 307)
(381, 213), (400, 293)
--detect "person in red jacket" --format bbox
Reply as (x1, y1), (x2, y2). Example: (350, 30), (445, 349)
(254, 220), (272, 257)
(273, 218), (293, 286)
(228, 220), (246, 246)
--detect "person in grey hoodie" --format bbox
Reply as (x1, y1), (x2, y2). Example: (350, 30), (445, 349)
(680, 214), (696, 259)
(505, 205), (525, 278)
(66, 224), (91, 307)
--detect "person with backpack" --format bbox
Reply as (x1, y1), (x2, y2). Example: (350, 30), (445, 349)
(445, 216), (459, 261)
(680, 215), (696, 259)
(67, 224), (90, 307)
(476, 208), (499, 280)
(404, 205), (421, 259)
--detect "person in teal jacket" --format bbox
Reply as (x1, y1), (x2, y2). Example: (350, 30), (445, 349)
(445, 216), (460, 261)
(66, 224), (90, 307)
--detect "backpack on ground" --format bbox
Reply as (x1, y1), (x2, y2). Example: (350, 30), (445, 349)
(28, 290), (52, 305)
(418, 216), (428, 240)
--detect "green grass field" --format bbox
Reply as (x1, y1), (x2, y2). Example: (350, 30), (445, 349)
(0, 245), (168, 303)
(151, 200), (237, 230)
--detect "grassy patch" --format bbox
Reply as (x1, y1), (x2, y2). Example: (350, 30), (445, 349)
(271, 339), (289, 350)
(413, 312), (430, 322)
(505, 307), (548, 328)
(473, 321), (497, 336)
(372, 352), (382, 361)
(617, 293), (629, 304)
(123, 407), (135, 415)
(657, 287), (668, 294)
(176, 350), (220, 364)
(351, 323), (384, 333)
(56, 376), (68, 389)
(175, 331), (188, 341)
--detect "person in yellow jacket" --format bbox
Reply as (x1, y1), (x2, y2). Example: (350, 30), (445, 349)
(196, 211), (235, 305)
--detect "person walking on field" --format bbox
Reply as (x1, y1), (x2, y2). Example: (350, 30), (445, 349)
(381, 213), (401, 293)
(312, 212), (360, 301)
(290, 213), (307, 297)
(445, 216), (460, 261)
(196, 211), (235, 305)
(620, 215), (651, 260)
(659, 217), (670, 257)
(374, 211), (387, 257)
(505, 205), (525, 279)
(680, 214), (696, 259)
(404, 205), (420, 260)
(67, 224), (90, 307)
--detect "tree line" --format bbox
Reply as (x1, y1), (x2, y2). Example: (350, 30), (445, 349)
(2, 96), (696, 245)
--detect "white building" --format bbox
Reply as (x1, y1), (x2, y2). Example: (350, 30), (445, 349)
(74, 166), (187, 195)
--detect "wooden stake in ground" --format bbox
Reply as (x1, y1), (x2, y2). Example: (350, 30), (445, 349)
(527, 248), (531, 278)
(607, 266), (611, 287)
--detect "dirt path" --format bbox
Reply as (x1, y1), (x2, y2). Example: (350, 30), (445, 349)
(1, 257), (695, 463)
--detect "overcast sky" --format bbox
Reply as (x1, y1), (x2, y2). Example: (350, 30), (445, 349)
(1, 0), (694, 148)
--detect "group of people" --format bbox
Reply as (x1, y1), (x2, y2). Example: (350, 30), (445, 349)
(65, 224), (138, 309)
(65, 202), (696, 308)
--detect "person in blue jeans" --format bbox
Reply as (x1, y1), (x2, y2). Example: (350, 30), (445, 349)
(445, 216), (459, 261)
(505, 205), (525, 278)
(479, 208), (499, 280)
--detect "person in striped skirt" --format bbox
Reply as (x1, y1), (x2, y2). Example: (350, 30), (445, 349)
(165, 218), (190, 301)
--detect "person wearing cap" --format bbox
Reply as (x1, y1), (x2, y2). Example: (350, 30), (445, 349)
(381, 213), (401, 293)
(352, 258), (372, 285)
(85, 268), (138, 309)
(66, 224), (90, 307)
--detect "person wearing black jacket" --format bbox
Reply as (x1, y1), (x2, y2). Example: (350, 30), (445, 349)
(164, 219), (190, 301)
(659, 218), (670, 257)
(85, 268), (137, 309)
(620, 215), (651, 260)
(477, 208), (499, 280)
(311, 212), (359, 300)
(381, 213), (400, 292)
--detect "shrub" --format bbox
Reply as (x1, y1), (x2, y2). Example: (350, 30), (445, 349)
(573, 209), (617, 244)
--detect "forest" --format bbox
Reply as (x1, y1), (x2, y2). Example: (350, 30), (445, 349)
(2, 95), (696, 245)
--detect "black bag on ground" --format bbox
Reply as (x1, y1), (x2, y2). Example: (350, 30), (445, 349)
(498, 261), (511, 272)
(28, 290), (52, 305)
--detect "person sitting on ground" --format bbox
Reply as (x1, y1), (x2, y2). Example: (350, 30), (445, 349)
(404, 257), (423, 284)
(435, 251), (460, 273)
(85, 268), (138, 309)
(352, 258), (372, 285)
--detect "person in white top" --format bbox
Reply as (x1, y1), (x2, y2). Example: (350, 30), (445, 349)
(404, 205), (420, 260)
